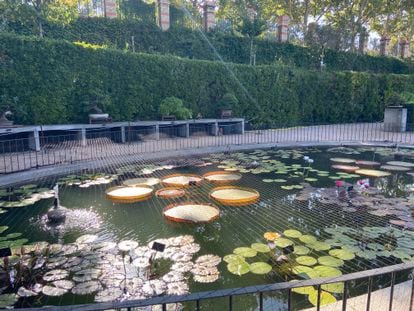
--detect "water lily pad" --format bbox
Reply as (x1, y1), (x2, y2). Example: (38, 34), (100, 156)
(321, 282), (345, 294)
(386, 161), (414, 168)
(0, 226), (8, 234)
(293, 246), (310, 255)
(275, 238), (294, 248)
(292, 265), (319, 279)
(318, 256), (344, 267)
(292, 285), (316, 295)
(251, 243), (270, 253)
(308, 241), (331, 251)
(296, 256), (317, 266)
(309, 290), (337, 306)
(223, 254), (245, 264)
(330, 158), (356, 164)
(355, 169), (391, 177)
(233, 247), (257, 258)
(249, 262), (272, 274)
(284, 229), (302, 238)
(299, 235), (317, 244)
(329, 249), (355, 260)
(227, 261), (250, 276)
(273, 179), (287, 183)
(314, 265), (342, 277)
(356, 250), (377, 260)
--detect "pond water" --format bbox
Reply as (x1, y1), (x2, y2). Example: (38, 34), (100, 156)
(1, 146), (414, 310)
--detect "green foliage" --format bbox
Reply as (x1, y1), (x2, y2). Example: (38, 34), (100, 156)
(159, 97), (192, 120)
(1, 33), (414, 126)
(219, 93), (239, 109)
(2, 18), (413, 74)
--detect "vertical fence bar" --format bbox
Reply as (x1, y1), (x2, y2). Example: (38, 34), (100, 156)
(389, 271), (396, 311)
(410, 269), (414, 311)
(259, 292), (263, 311)
(229, 295), (232, 311)
(288, 288), (292, 311)
(342, 281), (348, 311)
(366, 276), (373, 311)
(196, 299), (200, 311)
(316, 284), (322, 311)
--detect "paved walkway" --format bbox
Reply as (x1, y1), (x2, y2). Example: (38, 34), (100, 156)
(303, 280), (413, 311)
(0, 123), (413, 174)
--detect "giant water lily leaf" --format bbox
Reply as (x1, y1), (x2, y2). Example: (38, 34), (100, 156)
(309, 290), (337, 307)
(251, 243), (270, 253)
(296, 256), (317, 266)
(330, 158), (356, 164)
(329, 248), (356, 260)
(314, 266), (342, 277)
(249, 262), (272, 274)
(321, 282), (345, 294)
(233, 247), (257, 258)
(291, 285), (316, 295)
(355, 169), (391, 177)
(275, 238), (294, 248)
(299, 235), (317, 244)
(386, 161), (414, 168)
(284, 229), (302, 238)
(293, 246), (310, 255)
(0, 294), (17, 308)
(292, 266), (319, 279)
(318, 256), (344, 267)
(227, 261), (250, 276)
(223, 254), (245, 264)
(308, 241), (331, 251)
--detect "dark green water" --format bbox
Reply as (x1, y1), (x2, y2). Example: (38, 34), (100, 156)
(1, 146), (414, 310)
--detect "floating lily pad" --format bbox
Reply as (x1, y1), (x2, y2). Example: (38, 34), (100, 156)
(380, 165), (411, 172)
(233, 247), (257, 258)
(304, 178), (318, 182)
(284, 229), (302, 238)
(0, 226), (8, 234)
(330, 158), (356, 164)
(292, 285), (316, 295)
(329, 249), (355, 260)
(292, 266), (319, 279)
(293, 246), (310, 255)
(299, 235), (317, 244)
(227, 261), (250, 276)
(321, 282), (344, 294)
(273, 179), (287, 183)
(249, 262), (272, 274)
(355, 169), (391, 177)
(318, 256), (344, 267)
(251, 243), (270, 253)
(386, 161), (414, 168)
(296, 256), (317, 266)
(308, 241), (331, 251)
(223, 254), (245, 264)
(308, 290), (337, 306)
(275, 238), (294, 248)
(314, 265), (342, 277)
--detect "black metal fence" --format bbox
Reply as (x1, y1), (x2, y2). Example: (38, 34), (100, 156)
(0, 122), (413, 174)
(20, 262), (414, 311)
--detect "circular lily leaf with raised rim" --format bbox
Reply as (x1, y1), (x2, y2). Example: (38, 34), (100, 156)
(223, 254), (245, 264)
(291, 284), (316, 295)
(292, 265), (319, 279)
(308, 241), (331, 251)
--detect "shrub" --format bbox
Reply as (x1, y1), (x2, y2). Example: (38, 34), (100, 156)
(159, 97), (192, 120)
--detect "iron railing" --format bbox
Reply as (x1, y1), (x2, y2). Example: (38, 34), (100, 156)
(0, 122), (413, 174)
(17, 262), (414, 311)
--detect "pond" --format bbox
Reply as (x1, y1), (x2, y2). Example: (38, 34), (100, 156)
(0, 146), (414, 310)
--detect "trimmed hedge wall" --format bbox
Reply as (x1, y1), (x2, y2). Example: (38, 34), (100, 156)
(5, 18), (414, 74)
(1, 33), (414, 126)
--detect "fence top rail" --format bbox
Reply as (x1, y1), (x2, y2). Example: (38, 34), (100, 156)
(0, 119), (245, 135)
(15, 262), (414, 311)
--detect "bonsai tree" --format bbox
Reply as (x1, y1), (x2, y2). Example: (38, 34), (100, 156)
(159, 97), (192, 120)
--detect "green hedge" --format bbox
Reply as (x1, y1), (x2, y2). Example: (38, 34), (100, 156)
(1, 33), (414, 126)
(5, 17), (414, 74)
